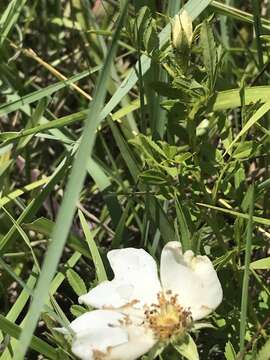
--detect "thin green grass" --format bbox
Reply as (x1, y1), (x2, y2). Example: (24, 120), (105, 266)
(12, 4), (129, 358)
(239, 185), (254, 354)
(1, 0), (270, 359)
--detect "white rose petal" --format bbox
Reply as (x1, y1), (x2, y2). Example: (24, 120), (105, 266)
(79, 280), (134, 308)
(160, 241), (223, 321)
(107, 324), (156, 360)
(79, 248), (161, 309)
(70, 310), (127, 360)
(70, 309), (156, 360)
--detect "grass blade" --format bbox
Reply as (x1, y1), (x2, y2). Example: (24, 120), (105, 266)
(197, 202), (270, 226)
(0, 178), (49, 208)
(0, 315), (57, 360)
(251, 0), (264, 70)
(224, 100), (270, 155)
(78, 210), (107, 283)
(213, 86), (270, 111)
(210, 1), (270, 30)
(13, 4), (129, 358)
(0, 0), (27, 46)
(175, 196), (191, 251)
(239, 185), (254, 354)
(0, 156), (70, 253)
(0, 68), (99, 117)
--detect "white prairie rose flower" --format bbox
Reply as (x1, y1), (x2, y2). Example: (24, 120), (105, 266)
(69, 241), (223, 360)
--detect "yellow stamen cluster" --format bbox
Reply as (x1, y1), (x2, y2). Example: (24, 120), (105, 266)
(144, 291), (192, 341)
(93, 349), (106, 360)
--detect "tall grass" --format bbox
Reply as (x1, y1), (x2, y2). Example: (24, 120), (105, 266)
(0, 1), (270, 359)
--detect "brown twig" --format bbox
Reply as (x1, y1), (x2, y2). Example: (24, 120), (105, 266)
(10, 42), (92, 101)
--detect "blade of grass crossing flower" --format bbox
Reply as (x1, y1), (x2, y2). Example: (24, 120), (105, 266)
(78, 210), (107, 283)
(239, 184), (254, 354)
(13, 3), (129, 358)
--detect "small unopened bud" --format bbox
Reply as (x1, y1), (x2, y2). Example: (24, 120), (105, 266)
(172, 10), (193, 51)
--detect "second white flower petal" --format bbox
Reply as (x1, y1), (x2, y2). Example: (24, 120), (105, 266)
(160, 241), (223, 321)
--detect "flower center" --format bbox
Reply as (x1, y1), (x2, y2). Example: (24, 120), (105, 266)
(144, 291), (192, 341)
